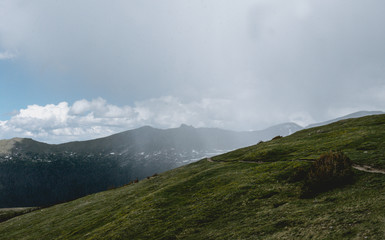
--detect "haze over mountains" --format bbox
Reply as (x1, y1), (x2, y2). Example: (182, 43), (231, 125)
(0, 122), (303, 162)
(0, 121), (301, 207)
(0, 110), (381, 207)
(1, 110), (381, 156)
(306, 111), (384, 128)
(1, 1), (384, 238)
(2, 113), (385, 239)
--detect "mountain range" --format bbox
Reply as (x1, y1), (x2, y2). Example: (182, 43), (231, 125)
(1, 113), (385, 239)
(0, 110), (381, 207)
(0, 122), (301, 207)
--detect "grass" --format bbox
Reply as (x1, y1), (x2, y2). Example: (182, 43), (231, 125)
(0, 207), (39, 223)
(1, 114), (385, 239)
(213, 114), (385, 168)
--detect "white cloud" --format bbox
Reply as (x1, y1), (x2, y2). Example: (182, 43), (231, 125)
(0, 51), (16, 60)
(1, 0), (385, 128)
(2, 94), (383, 143)
(0, 97), (232, 143)
(70, 99), (91, 115)
(1, 96), (316, 143)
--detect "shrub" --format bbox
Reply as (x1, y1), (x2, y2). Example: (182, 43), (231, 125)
(300, 151), (353, 198)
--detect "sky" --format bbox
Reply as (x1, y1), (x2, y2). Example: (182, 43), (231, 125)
(0, 0), (385, 143)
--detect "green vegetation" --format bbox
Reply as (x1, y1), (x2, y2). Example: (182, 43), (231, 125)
(0, 207), (39, 223)
(300, 151), (353, 197)
(1, 160), (385, 239)
(0, 114), (385, 239)
(213, 114), (385, 168)
(1, 123), (298, 208)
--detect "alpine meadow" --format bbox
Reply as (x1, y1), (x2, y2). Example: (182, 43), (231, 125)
(1, 115), (385, 239)
(1, 1), (385, 239)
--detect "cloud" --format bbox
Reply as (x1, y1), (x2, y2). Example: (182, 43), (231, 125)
(5, 95), (342, 143)
(0, 51), (16, 60)
(0, 97), (254, 143)
(0, 0), (385, 135)
(10, 102), (70, 129)
(1, 95), (384, 143)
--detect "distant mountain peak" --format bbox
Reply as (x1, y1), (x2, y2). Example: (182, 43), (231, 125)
(307, 110), (384, 128)
(179, 124), (194, 129)
(138, 125), (154, 129)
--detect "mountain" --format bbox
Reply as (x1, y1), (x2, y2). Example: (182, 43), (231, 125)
(1, 114), (385, 239)
(0, 123), (302, 157)
(247, 122), (302, 139)
(306, 110), (384, 128)
(0, 122), (301, 207)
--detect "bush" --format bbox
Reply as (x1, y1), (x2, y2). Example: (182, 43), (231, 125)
(300, 151), (353, 198)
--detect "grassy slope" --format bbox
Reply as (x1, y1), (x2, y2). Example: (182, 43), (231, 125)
(213, 114), (385, 167)
(0, 208), (39, 223)
(1, 115), (385, 239)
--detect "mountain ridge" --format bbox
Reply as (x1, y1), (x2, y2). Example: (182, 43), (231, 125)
(306, 110), (384, 128)
(0, 111), (381, 208)
(0, 122), (300, 208)
(0, 122), (302, 156)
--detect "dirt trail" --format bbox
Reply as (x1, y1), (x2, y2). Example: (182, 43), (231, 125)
(352, 164), (385, 174)
(207, 158), (385, 175)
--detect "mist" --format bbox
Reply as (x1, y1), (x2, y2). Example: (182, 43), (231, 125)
(1, 0), (385, 141)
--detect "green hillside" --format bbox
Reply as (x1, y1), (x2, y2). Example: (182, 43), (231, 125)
(214, 114), (385, 167)
(0, 123), (300, 207)
(1, 115), (385, 239)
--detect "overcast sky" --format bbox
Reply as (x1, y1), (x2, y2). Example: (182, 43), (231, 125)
(1, 0), (385, 143)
